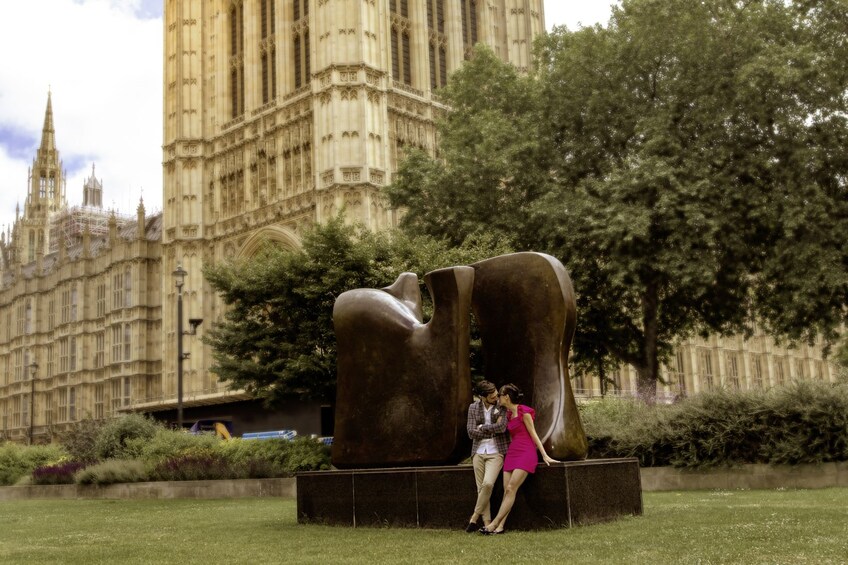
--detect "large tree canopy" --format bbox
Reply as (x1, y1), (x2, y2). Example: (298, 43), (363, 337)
(203, 218), (511, 405)
(386, 0), (848, 399)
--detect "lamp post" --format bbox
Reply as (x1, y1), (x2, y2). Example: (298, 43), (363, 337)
(173, 264), (202, 430)
(28, 360), (38, 445)
(173, 264), (187, 429)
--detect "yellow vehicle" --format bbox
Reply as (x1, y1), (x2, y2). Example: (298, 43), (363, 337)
(189, 420), (233, 440)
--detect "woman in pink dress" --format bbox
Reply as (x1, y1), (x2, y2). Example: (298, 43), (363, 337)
(480, 383), (557, 534)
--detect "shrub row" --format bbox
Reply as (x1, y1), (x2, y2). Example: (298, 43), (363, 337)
(31, 461), (87, 485)
(0, 414), (331, 486)
(12, 380), (844, 484)
(0, 443), (66, 486)
(580, 381), (848, 468)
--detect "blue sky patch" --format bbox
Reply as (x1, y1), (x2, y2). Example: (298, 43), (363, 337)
(135, 0), (163, 19)
(0, 126), (38, 160)
(65, 153), (96, 176)
(72, 0), (162, 20)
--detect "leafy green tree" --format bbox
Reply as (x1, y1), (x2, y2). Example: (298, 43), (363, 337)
(203, 217), (511, 405)
(386, 0), (848, 400)
(388, 48), (549, 246)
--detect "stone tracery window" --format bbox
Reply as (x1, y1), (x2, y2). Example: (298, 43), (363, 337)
(95, 332), (105, 369)
(124, 266), (132, 308)
(69, 337), (77, 371)
(70, 284), (78, 322)
(96, 282), (106, 317)
(427, 0), (448, 90)
(69, 386), (77, 421)
(95, 384), (105, 419)
(390, 0), (412, 85)
(726, 352), (740, 389)
(58, 388), (67, 421)
(698, 349), (714, 390)
(461, 0), (479, 58)
(61, 286), (71, 324)
(293, 0), (310, 90)
(230, 2), (245, 118)
(260, 0), (277, 104)
(113, 270), (124, 310)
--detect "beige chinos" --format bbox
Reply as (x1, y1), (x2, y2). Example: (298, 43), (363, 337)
(472, 453), (504, 523)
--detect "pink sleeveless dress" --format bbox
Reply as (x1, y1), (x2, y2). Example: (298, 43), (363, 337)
(503, 405), (539, 473)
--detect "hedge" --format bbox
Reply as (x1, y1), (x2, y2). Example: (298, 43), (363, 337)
(581, 381), (848, 468)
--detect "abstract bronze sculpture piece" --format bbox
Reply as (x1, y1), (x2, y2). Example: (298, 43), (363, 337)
(332, 267), (474, 468)
(331, 252), (587, 468)
(471, 252), (588, 460)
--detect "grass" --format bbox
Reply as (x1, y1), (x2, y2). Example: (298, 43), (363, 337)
(0, 489), (847, 564)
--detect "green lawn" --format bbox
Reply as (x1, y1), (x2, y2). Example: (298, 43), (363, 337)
(1, 489), (846, 564)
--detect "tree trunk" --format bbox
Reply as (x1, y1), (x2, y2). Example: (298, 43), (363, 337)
(636, 364), (657, 403)
(598, 358), (607, 397)
(637, 283), (660, 403)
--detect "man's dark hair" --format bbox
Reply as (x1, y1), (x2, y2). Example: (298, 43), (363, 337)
(475, 380), (497, 397)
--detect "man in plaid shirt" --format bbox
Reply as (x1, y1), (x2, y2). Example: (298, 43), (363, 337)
(464, 380), (510, 532)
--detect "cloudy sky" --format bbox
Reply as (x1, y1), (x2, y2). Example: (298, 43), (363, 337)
(0, 0), (617, 233)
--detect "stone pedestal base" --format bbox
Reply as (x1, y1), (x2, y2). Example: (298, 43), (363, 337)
(296, 458), (642, 529)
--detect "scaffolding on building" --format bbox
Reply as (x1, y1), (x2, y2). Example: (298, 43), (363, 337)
(48, 206), (133, 253)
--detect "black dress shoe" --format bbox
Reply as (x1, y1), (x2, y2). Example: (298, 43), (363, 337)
(478, 528), (492, 535)
(465, 521), (479, 533)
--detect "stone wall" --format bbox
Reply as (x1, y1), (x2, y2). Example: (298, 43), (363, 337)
(0, 477), (294, 501)
(640, 462), (848, 491)
(2, 463), (846, 501)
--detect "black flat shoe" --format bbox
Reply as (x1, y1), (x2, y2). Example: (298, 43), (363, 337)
(478, 527), (491, 535)
(465, 521), (479, 533)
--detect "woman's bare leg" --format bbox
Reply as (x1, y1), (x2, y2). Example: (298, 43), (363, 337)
(485, 469), (528, 532)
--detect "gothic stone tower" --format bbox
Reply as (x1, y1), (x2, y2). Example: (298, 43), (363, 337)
(15, 94), (68, 267)
(162, 0), (545, 418)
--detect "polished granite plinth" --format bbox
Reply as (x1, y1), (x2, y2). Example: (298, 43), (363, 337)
(296, 458), (642, 529)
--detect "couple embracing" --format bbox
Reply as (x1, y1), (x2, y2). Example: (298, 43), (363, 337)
(465, 380), (558, 535)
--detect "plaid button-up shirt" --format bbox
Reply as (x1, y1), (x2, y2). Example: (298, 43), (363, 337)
(466, 399), (510, 455)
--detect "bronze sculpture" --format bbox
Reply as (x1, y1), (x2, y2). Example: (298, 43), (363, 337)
(332, 267), (474, 468)
(331, 252), (587, 468)
(471, 252), (587, 460)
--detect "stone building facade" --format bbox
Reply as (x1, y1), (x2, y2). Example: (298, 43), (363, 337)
(0, 97), (163, 442)
(157, 0), (545, 430)
(573, 334), (838, 402)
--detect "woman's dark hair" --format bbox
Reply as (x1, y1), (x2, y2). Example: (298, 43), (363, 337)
(498, 383), (523, 403)
(475, 380), (497, 397)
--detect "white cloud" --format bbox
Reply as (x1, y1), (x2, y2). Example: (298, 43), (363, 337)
(543, 0), (618, 31)
(0, 0), (162, 232)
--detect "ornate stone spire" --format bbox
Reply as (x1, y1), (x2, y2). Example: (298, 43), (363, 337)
(30, 92), (65, 208)
(83, 163), (103, 208)
(41, 92), (55, 148)
(136, 197), (146, 239)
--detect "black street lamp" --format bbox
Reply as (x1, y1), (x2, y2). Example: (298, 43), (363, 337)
(172, 264), (202, 430)
(28, 360), (38, 445)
